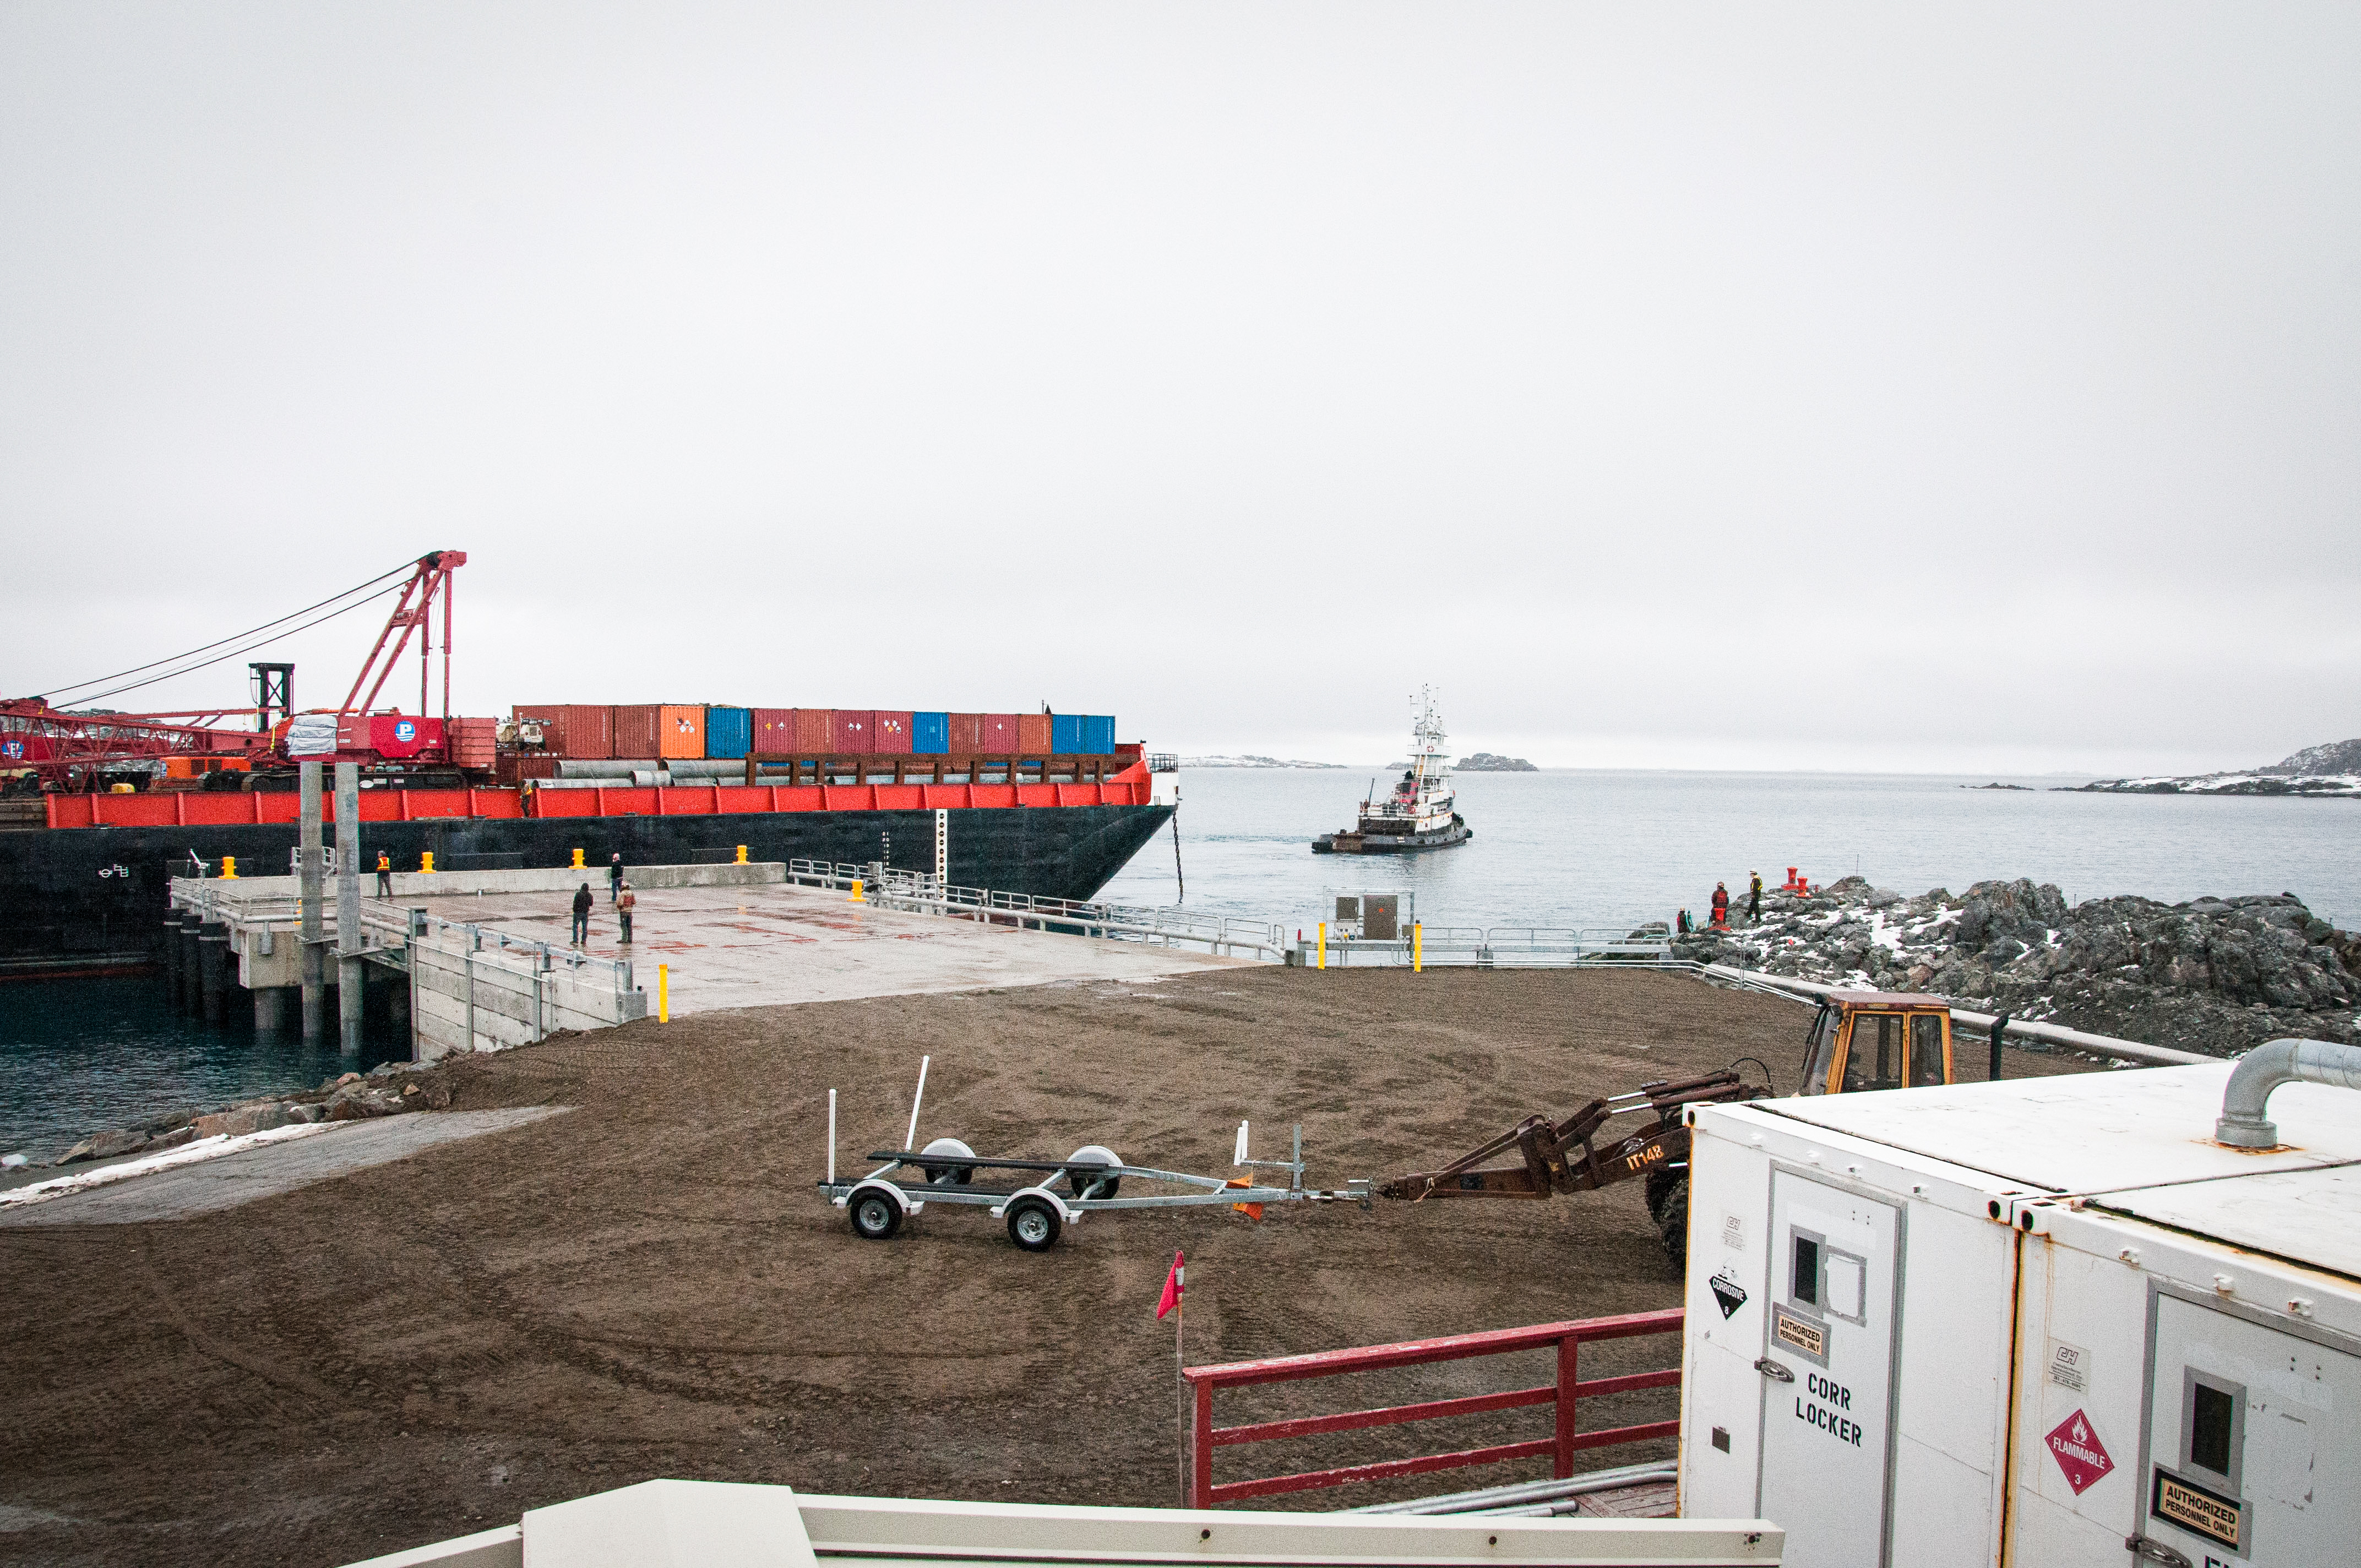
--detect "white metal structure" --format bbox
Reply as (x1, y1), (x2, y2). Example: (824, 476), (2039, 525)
(1676, 1056), (2361, 1567)
(342, 1479), (1785, 1567)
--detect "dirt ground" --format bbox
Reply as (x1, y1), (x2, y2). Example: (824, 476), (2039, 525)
(0, 968), (2090, 1567)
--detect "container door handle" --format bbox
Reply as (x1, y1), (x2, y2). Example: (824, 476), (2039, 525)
(1753, 1357), (1795, 1383)
(2125, 1538), (2192, 1568)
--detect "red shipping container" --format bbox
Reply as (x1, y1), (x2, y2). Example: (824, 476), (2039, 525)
(873, 711), (914, 755)
(978, 714), (1020, 753)
(560, 704), (613, 759)
(1016, 712), (1052, 754)
(830, 709), (876, 753)
(946, 713), (987, 754)
(449, 716), (498, 769)
(792, 709), (831, 752)
(612, 704), (661, 759)
(750, 707), (798, 754)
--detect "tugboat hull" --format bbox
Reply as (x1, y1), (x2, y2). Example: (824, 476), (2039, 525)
(1312, 824), (1471, 854)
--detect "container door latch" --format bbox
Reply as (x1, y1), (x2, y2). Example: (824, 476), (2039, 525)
(1753, 1357), (1795, 1383)
(2125, 1537), (2193, 1568)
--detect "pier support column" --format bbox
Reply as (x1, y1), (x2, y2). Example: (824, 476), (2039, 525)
(162, 918), (185, 1009)
(300, 760), (326, 1043)
(253, 985), (291, 1032)
(181, 919), (205, 1012)
(198, 922), (230, 1026)
(336, 761), (364, 1054)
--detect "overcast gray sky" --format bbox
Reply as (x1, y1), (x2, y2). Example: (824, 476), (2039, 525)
(4, 3), (2355, 774)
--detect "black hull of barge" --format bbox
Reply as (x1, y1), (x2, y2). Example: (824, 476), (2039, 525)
(0, 803), (1174, 979)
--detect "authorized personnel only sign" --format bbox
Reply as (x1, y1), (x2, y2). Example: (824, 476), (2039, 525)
(2044, 1409), (2114, 1494)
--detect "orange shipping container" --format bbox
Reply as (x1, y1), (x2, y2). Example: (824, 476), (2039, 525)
(658, 705), (706, 760)
(873, 711), (914, 755)
(792, 709), (832, 752)
(612, 704), (661, 759)
(1016, 712), (1052, 754)
(750, 707), (797, 753)
(978, 714), (1020, 753)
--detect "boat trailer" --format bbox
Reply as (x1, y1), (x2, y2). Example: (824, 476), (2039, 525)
(820, 1057), (1372, 1250)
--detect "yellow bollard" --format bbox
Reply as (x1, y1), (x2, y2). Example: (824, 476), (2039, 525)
(850, 878), (865, 903)
(1412, 922), (1422, 972)
(658, 963), (669, 1022)
(221, 856), (237, 879)
(735, 844), (748, 864)
(420, 851), (435, 874)
(1316, 921), (1326, 970)
(572, 847), (584, 869)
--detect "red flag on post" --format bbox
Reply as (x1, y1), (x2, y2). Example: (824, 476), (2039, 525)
(1155, 1250), (1185, 1320)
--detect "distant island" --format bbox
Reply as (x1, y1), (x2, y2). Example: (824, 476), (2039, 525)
(1457, 753), (1537, 772)
(1963, 782), (2031, 791)
(1180, 755), (1348, 770)
(2071, 737), (2361, 798)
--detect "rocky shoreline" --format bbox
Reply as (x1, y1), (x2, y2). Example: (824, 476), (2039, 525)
(36, 1057), (456, 1170)
(1671, 875), (2361, 1058)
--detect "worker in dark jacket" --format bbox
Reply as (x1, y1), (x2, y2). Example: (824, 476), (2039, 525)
(1710, 881), (1729, 928)
(608, 852), (624, 903)
(572, 883), (593, 945)
(1748, 870), (1764, 925)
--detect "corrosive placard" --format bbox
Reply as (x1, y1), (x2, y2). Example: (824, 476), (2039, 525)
(2152, 1470), (2243, 1551)
(2043, 1409), (2114, 1495)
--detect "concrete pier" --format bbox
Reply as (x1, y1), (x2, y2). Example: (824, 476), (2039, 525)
(253, 985), (290, 1032)
(299, 759), (325, 1042)
(198, 922), (230, 1025)
(335, 761), (363, 1054)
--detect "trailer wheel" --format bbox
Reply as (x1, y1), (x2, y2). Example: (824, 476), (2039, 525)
(850, 1188), (904, 1242)
(1006, 1196), (1062, 1251)
(920, 1137), (977, 1185)
(1063, 1146), (1122, 1201)
(1657, 1178), (1689, 1270)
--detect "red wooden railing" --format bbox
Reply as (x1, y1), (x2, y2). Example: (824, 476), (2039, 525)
(1180, 1309), (1682, 1510)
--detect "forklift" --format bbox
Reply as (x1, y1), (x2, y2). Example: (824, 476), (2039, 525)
(1377, 992), (1960, 1266)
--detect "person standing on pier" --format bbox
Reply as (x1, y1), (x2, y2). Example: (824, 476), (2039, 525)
(1747, 870), (1763, 925)
(572, 882), (593, 945)
(1711, 881), (1730, 928)
(617, 882), (635, 945)
(608, 852), (624, 902)
(376, 851), (391, 899)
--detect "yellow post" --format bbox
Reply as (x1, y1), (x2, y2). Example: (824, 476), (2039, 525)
(850, 878), (865, 902)
(572, 847), (584, 869)
(735, 844), (748, 864)
(221, 855), (237, 879)
(421, 851), (435, 873)
(658, 964), (670, 1022)
(1316, 922), (1326, 970)
(1412, 922), (1422, 972)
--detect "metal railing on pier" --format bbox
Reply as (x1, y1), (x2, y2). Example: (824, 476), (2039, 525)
(1295, 926), (1679, 969)
(782, 859), (1288, 960)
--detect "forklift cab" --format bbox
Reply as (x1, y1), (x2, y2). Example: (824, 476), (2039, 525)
(1798, 993), (1954, 1096)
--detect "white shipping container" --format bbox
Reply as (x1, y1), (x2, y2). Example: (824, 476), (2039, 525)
(1676, 1054), (2361, 1568)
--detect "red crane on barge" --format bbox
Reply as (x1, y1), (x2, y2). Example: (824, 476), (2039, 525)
(1, 551), (488, 791)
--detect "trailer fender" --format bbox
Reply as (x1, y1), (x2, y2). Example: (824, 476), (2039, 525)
(847, 1180), (923, 1218)
(992, 1185), (1076, 1224)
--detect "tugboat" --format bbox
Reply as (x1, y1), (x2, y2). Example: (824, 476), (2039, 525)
(1312, 688), (1472, 854)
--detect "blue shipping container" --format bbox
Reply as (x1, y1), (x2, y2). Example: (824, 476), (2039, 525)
(705, 706), (753, 759)
(912, 712), (949, 754)
(1051, 714), (1083, 754)
(1082, 715), (1115, 755)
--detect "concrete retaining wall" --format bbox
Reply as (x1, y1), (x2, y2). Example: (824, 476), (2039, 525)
(409, 931), (648, 1061)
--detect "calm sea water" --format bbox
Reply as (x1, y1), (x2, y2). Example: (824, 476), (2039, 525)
(8, 769), (2355, 1159)
(0, 977), (406, 1163)
(1101, 769), (2361, 937)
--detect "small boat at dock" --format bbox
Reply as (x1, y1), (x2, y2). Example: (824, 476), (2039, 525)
(1312, 688), (1471, 854)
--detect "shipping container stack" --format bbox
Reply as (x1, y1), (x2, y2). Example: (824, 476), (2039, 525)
(512, 704), (1123, 765)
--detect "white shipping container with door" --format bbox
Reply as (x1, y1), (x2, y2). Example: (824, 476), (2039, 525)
(1677, 1061), (2361, 1568)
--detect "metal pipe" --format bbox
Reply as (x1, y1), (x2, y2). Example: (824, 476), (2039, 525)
(2215, 1038), (2361, 1148)
(1697, 962), (2211, 1068)
(905, 1055), (931, 1150)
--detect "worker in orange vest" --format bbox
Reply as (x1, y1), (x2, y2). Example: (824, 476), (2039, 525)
(375, 851), (391, 898)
